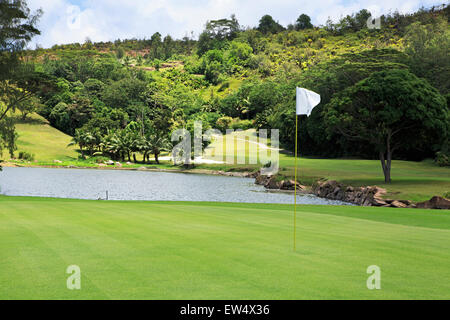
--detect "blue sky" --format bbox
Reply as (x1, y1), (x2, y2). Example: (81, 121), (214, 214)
(28, 0), (442, 48)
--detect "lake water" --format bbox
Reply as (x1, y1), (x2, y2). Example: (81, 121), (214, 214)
(0, 167), (349, 205)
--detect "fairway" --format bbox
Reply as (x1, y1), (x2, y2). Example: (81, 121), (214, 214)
(0, 196), (449, 300)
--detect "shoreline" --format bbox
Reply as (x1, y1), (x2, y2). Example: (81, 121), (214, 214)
(1, 161), (253, 177)
(1, 161), (314, 196)
(2, 161), (448, 209)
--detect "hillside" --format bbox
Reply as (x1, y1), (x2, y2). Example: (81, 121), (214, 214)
(3, 113), (78, 162)
(1, 5), (448, 202)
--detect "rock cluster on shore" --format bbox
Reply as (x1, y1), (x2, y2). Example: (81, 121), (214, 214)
(254, 173), (306, 191)
(312, 180), (414, 207)
(251, 171), (449, 209)
(416, 196), (450, 210)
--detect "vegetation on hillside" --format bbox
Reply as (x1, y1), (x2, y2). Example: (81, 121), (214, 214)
(1, 1), (449, 182)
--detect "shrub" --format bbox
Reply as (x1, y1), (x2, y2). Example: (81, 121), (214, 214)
(18, 151), (35, 161)
(435, 151), (450, 167)
(231, 119), (254, 131)
(216, 116), (233, 132)
(89, 156), (110, 164)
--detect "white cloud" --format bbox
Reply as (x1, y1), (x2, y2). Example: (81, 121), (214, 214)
(28, 0), (441, 48)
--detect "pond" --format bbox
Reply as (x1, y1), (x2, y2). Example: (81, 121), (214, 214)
(0, 167), (350, 205)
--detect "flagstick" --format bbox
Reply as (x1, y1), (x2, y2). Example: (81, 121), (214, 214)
(294, 114), (298, 251)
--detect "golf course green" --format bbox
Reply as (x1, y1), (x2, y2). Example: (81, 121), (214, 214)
(1, 196), (449, 300)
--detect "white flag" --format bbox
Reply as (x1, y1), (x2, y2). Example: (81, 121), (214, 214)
(296, 87), (321, 116)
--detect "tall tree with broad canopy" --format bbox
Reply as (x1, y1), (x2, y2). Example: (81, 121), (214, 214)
(0, 0), (43, 121)
(295, 14), (313, 30)
(323, 69), (448, 183)
(0, 0), (44, 167)
(197, 15), (240, 55)
(257, 15), (285, 34)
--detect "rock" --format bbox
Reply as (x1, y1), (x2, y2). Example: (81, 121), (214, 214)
(247, 171), (260, 178)
(98, 163), (107, 167)
(397, 200), (412, 206)
(255, 174), (270, 185)
(372, 198), (388, 206)
(390, 200), (408, 208)
(115, 162), (122, 167)
(106, 160), (114, 165)
(265, 176), (281, 189)
(126, 162), (132, 165)
(280, 180), (304, 190)
(416, 196), (450, 210)
(53, 160), (62, 163)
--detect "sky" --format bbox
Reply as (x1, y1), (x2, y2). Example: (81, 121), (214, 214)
(27, 0), (443, 48)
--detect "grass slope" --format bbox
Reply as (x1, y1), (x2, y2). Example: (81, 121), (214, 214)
(0, 196), (449, 300)
(6, 113), (78, 162)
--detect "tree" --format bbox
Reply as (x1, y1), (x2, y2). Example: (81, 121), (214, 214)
(68, 129), (87, 159)
(147, 132), (170, 164)
(0, 116), (18, 158)
(0, 65), (53, 121)
(150, 32), (162, 59)
(0, 0), (42, 75)
(162, 35), (174, 60)
(17, 95), (40, 120)
(228, 40), (253, 66)
(115, 47), (125, 59)
(323, 69), (448, 183)
(135, 135), (152, 163)
(257, 15), (284, 34)
(354, 9), (372, 30)
(270, 49), (410, 156)
(197, 15), (240, 55)
(0, 1), (43, 167)
(405, 18), (450, 94)
(295, 14), (313, 30)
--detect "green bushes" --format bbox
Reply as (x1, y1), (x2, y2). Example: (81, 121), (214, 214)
(216, 116), (233, 132)
(216, 117), (254, 132)
(231, 119), (253, 131)
(436, 152), (450, 167)
(18, 151), (35, 162)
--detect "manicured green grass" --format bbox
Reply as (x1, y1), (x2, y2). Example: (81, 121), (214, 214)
(276, 155), (450, 202)
(8, 113), (78, 162)
(0, 196), (449, 300)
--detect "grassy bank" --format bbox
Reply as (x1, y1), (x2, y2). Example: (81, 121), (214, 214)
(0, 196), (449, 300)
(5, 113), (78, 162)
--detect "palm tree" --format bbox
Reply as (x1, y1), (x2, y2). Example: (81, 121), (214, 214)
(68, 129), (87, 159)
(134, 136), (151, 163)
(100, 130), (122, 161)
(147, 133), (170, 164)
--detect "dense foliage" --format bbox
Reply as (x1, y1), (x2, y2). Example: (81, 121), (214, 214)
(0, 0), (43, 164)
(1, 2), (449, 170)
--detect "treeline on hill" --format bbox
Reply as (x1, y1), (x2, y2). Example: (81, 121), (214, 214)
(1, 1), (449, 170)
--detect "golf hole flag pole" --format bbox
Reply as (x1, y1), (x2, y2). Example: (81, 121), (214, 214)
(294, 88), (321, 251)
